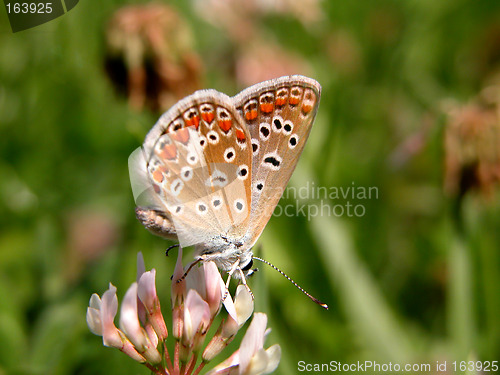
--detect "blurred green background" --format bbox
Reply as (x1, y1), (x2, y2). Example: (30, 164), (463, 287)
(1, 0), (500, 374)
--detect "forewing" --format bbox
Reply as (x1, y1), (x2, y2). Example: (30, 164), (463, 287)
(232, 75), (321, 246)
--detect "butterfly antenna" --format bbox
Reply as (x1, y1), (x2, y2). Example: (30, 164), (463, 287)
(165, 244), (180, 256)
(252, 256), (328, 310)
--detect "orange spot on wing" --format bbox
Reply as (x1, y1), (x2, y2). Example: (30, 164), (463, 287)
(260, 103), (274, 113)
(275, 97), (287, 106)
(218, 119), (232, 132)
(289, 96), (300, 105)
(152, 169), (164, 183)
(235, 129), (246, 143)
(169, 128), (190, 144)
(185, 115), (200, 129)
(301, 103), (313, 113)
(245, 110), (258, 121)
(201, 111), (215, 124)
(159, 144), (177, 160)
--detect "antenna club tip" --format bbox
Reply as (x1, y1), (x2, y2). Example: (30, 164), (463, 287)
(313, 299), (329, 310)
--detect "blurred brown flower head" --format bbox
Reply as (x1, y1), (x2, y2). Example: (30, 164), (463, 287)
(444, 101), (500, 198)
(105, 4), (203, 112)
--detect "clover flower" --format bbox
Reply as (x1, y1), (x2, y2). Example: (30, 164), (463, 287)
(87, 250), (280, 375)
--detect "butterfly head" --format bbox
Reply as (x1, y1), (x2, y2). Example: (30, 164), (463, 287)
(194, 237), (255, 278)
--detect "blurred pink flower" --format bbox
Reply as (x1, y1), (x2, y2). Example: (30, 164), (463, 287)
(235, 41), (312, 88)
(193, 0), (322, 42)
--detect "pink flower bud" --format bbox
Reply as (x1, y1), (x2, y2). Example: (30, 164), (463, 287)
(138, 269), (168, 340)
(183, 289), (210, 344)
(101, 284), (124, 349)
(171, 246), (186, 307)
(120, 283), (161, 364)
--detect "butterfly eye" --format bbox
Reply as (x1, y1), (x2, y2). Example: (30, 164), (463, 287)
(241, 259), (254, 271)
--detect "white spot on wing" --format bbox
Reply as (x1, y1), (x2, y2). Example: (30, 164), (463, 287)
(207, 130), (219, 144)
(205, 170), (228, 188)
(180, 166), (193, 181)
(224, 147), (236, 162)
(171, 178), (184, 196)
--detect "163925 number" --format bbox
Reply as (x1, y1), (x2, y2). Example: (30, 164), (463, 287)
(6, 2), (53, 14)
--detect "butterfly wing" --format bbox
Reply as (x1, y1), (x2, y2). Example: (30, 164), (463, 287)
(130, 90), (253, 247)
(232, 75), (321, 247)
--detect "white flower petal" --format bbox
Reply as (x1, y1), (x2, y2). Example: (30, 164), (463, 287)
(89, 293), (101, 310)
(86, 308), (102, 336)
(263, 345), (281, 374)
(223, 290), (238, 322)
(234, 285), (254, 326)
(245, 348), (268, 375)
(207, 350), (240, 375)
(239, 313), (267, 374)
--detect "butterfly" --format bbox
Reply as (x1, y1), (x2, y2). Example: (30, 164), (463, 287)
(129, 75), (321, 282)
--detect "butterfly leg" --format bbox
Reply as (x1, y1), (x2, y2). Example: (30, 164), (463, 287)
(222, 261), (239, 302)
(175, 258), (203, 283)
(237, 267), (254, 300)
